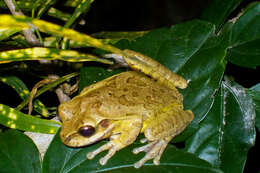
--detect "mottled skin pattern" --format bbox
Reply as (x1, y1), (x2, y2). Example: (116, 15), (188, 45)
(58, 50), (194, 168)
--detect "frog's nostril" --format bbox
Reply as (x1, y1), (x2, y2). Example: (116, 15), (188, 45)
(78, 125), (96, 137)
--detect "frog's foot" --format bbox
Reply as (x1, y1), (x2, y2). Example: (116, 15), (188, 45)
(132, 138), (170, 168)
(86, 140), (122, 165)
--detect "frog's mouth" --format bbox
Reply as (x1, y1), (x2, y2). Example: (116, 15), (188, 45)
(62, 123), (115, 147)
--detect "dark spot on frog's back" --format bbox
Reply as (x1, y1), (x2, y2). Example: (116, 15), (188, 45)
(93, 101), (102, 108)
(126, 76), (147, 87)
(132, 91), (139, 97)
(145, 95), (154, 104)
(160, 88), (166, 93)
(126, 76), (135, 83)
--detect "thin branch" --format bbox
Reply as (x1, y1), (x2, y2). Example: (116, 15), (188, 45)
(4, 0), (42, 46)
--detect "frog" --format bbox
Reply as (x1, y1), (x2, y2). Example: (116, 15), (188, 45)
(58, 49), (194, 168)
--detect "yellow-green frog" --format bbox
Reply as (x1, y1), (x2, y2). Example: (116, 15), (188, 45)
(58, 49), (194, 168)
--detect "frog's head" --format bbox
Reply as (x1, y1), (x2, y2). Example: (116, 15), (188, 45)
(58, 100), (115, 147)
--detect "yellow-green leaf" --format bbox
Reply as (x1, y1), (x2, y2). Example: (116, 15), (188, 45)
(0, 47), (112, 64)
(0, 28), (21, 41)
(0, 15), (122, 54)
(0, 104), (60, 134)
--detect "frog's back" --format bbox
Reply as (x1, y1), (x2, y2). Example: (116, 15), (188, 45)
(82, 71), (183, 119)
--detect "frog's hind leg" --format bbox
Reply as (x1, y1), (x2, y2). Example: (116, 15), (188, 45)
(133, 107), (194, 168)
(122, 49), (188, 89)
(86, 115), (142, 165)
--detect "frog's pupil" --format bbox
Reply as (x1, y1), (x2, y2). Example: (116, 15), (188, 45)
(78, 125), (95, 137)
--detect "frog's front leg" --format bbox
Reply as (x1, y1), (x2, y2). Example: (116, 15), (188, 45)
(133, 106), (194, 168)
(86, 115), (142, 165)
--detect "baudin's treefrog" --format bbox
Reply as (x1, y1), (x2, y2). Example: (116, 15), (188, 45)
(58, 49), (194, 168)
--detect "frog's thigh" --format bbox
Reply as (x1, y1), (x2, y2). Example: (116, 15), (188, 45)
(87, 115), (142, 165)
(145, 108), (194, 141)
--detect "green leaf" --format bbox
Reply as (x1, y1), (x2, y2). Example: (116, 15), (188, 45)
(0, 76), (50, 117)
(43, 36), (124, 49)
(0, 129), (41, 173)
(200, 0), (243, 29)
(115, 20), (214, 72)
(0, 28), (21, 41)
(64, 0), (92, 28)
(0, 76), (30, 99)
(47, 8), (81, 24)
(247, 83), (260, 131)
(36, 0), (58, 18)
(92, 31), (149, 40)
(185, 78), (256, 173)
(0, 0), (37, 11)
(0, 104), (61, 134)
(227, 2), (260, 68)
(43, 129), (223, 173)
(78, 66), (124, 92)
(64, 0), (82, 7)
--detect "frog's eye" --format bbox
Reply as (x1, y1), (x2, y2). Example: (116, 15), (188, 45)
(78, 125), (95, 137)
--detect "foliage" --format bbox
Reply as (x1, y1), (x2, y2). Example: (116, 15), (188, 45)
(0, 0), (259, 173)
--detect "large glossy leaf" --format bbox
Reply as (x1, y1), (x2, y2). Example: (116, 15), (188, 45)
(200, 0), (243, 29)
(247, 83), (260, 131)
(185, 78), (256, 173)
(43, 129), (223, 173)
(79, 20), (226, 139)
(227, 2), (260, 68)
(115, 20), (228, 139)
(78, 66), (124, 92)
(0, 129), (41, 173)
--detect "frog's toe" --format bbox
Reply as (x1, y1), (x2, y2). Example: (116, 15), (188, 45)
(99, 147), (117, 165)
(133, 139), (169, 168)
(134, 157), (148, 168)
(133, 144), (160, 168)
(140, 138), (148, 143)
(133, 141), (156, 154)
(86, 142), (113, 160)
